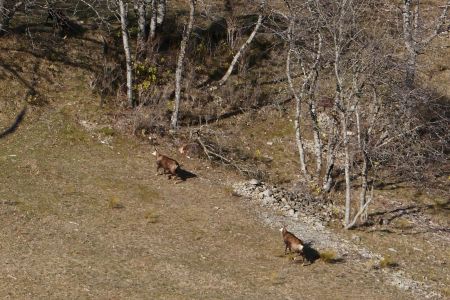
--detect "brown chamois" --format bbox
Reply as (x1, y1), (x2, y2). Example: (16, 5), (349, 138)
(178, 142), (202, 159)
(280, 226), (304, 255)
(152, 149), (180, 179)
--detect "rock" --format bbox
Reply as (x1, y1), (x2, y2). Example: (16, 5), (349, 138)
(249, 179), (261, 186)
(351, 234), (361, 243)
(287, 209), (295, 217)
(261, 189), (272, 198)
(266, 196), (276, 204)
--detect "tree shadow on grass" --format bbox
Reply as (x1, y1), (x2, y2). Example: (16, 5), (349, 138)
(0, 107), (27, 139)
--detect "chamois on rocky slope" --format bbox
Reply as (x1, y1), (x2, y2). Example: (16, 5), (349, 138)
(280, 226), (304, 255)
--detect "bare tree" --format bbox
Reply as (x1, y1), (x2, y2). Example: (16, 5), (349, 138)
(285, 7), (323, 182)
(135, 0), (148, 58)
(118, 0), (135, 107)
(148, 0), (166, 41)
(170, 0), (196, 130)
(156, 0), (166, 26)
(402, 0), (449, 88)
(217, 0), (266, 86)
(149, 0), (157, 40)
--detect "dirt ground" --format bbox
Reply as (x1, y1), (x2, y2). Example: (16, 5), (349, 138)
(0, 107), (418, 299)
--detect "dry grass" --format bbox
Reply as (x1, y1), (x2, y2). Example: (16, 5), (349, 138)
(319, 250), (338, 263)
(379, 256), (399, 269)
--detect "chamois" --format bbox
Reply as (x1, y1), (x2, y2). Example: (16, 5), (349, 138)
(152, 149), (180, 179)
(280, 226), (304, 255)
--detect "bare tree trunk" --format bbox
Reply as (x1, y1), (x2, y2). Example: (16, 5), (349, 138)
(148, 0), (157, 41)
(322, 115), (338, 192)
(355, 106), (367, 222)
(341, 114), (351, 226)
(218, 0), (265, 86)
(402, 0), (417, 89)
(286, 19), (308, 178)
(359, 146), (369, 223)
(287, 50), (308, 178)
(358, 88), (380, 223)
(402, 0), (449, 88)
(118, 0), (135, 107)
(136, 0), (147, 59)
(171, 0), (196, 130)
(0, 0), (5, 34)
(309, 96), (322, 178)
(156, 0), (166, 26)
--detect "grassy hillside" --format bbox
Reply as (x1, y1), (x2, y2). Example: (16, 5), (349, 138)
(1, 0), (449, 298)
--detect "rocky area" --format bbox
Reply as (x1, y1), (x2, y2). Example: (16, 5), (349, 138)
(232, 179), (445, 300)
(232, 179), (333, 223)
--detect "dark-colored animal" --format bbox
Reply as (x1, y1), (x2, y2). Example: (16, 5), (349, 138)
(152, 149), (180, 179)
(280, 226), (304, 255)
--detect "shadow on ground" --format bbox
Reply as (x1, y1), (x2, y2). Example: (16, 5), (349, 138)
(177, 168), (197, 181)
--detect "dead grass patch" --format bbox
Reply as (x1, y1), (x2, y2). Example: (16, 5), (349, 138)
(319, 250), (338, 263)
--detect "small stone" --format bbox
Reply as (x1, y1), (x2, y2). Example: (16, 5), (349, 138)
(288, 209), (295, 216)
(267, 196), (277, 204)
(262, 189), (272, 198)
(249, 179), (261, 186)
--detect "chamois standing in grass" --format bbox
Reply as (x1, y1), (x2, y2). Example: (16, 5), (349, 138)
(280, 226), (304, 255)
(152, 149), (180, 179)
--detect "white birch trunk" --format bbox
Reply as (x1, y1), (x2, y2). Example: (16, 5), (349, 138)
(156, 0), (166, 26)
(341, 114), (351, 226)
(402, 0), (449, 88)
(286, 18), (308, 178)
(218, 1), (265, 86)
(287, 50), (308, 178)
(149, 0), (157, 40)
(171, 0), (196, 130)
(118, 0), (135, 107)
(309, 96), (322, 178)
(136, 0), (147, 57)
